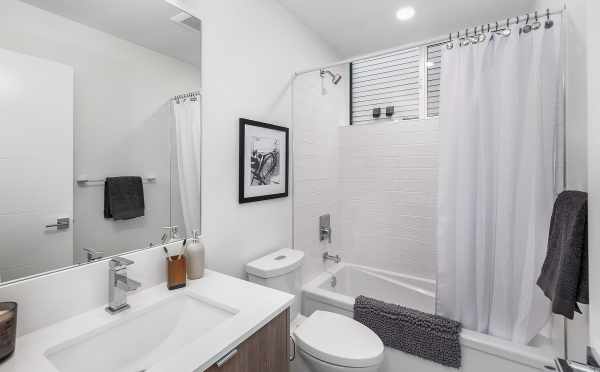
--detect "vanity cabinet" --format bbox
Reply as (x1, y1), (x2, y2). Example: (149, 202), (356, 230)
(206, 308), (289, 372)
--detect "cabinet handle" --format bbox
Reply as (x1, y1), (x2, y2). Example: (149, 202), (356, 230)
(216, 349), (238, 368)
(289, 336), (296, 361)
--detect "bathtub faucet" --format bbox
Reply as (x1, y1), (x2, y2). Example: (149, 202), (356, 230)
(323, 252), (341, 264)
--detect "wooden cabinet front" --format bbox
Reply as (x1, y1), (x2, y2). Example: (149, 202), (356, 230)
(206, 308), (289, 372)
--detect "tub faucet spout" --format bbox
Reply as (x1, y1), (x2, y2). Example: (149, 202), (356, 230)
(323, 252), (341, 264)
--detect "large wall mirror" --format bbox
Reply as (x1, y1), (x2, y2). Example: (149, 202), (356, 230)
(0, 0), (202, 283)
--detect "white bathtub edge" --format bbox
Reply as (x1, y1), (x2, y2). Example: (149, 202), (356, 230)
(460, 329), (554, 369)
(302, 263), (557, 371)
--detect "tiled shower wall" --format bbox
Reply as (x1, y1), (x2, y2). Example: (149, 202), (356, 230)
(337, 120), (439, 279)
(293, 66), (348, 283)
(293, 65), (440, 282)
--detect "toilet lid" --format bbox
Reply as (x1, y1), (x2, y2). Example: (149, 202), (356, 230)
(293, 311), (384, 368)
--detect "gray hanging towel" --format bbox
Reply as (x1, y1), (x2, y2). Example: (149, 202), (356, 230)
(354, 295), (462, 369)
(104, 177), (145, 220)
(537, 191), (588, 319)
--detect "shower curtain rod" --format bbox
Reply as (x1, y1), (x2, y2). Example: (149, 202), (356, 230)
(294, 6), (564, 77)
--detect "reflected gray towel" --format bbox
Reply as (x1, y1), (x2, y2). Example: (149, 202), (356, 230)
(354, 295), (462, 369)
(104, 177), (145, 220)
(537, 191), (588, 319)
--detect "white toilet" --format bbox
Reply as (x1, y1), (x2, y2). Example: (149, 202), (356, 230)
(246, 248), (384, 372)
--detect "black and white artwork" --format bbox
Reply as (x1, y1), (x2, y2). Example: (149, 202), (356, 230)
(239, 118), (288, 203)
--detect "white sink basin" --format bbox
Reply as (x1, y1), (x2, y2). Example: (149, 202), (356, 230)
(45, 293), (238, 372)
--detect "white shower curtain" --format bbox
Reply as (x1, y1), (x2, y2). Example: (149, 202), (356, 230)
(436, 20), (564, 344)
(172, 97), (202, 235)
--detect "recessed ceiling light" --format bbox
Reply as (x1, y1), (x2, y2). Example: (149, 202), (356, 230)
(396, 6), (415, 21)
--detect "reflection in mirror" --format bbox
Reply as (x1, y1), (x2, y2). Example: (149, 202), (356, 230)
(0, 0), (201, 283)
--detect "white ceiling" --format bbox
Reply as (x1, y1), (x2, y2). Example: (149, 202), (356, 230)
(20, 0), (201, 68)
(278, 0), (537, 57)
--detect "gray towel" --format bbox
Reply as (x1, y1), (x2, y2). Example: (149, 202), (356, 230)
(354, 295), (462, 369)
(537, 191), (588, 319)
(104, 177), (145, 220)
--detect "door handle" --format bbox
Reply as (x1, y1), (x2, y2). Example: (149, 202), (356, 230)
(45, 218), (70, 230)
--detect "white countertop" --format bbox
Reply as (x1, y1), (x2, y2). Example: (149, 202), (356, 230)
(0, 270), (294, 372)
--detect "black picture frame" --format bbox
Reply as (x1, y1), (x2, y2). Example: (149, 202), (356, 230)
(239, 118), (289, 204)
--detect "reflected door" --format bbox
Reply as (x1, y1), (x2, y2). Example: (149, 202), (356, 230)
(0, 47), (74, 282)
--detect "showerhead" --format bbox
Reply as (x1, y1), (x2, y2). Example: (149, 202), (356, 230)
(320, 69), (342, 85)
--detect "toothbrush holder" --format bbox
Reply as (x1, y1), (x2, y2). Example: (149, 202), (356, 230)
(0, 302), (17, 363)
(167, 256), (187, 290)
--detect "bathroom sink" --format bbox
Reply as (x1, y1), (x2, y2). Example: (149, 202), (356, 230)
(45, 293), (237, 372)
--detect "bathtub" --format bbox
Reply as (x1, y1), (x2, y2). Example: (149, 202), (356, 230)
(301, 263), (557, 372)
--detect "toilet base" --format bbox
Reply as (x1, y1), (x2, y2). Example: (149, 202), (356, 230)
(298, 349), (381, 372)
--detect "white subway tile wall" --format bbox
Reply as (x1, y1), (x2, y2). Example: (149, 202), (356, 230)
(294, 65), (439, 281)
(293, 66), (348, 283)
(337, 120), (439, 278)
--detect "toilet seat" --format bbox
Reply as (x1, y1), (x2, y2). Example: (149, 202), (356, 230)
(293, 311), (384, 368)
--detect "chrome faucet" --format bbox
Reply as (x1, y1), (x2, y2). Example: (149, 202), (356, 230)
(161, 226), (179, 244)
(323, 252), (341, 264)
(106, 257), (141, 314)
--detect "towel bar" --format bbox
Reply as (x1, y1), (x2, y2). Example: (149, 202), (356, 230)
(76, 176), (157, 185)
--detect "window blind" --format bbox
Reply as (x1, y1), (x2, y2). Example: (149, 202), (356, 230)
(351, 47), (421, 124)
(426, 44), (442, 117)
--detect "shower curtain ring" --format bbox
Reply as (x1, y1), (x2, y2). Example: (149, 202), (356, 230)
(447, 33), (454, 49)
(522, 13), (533, 33)
(532, 11), (542, 30)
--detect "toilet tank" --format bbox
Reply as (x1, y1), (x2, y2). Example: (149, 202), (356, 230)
(246, 248), (304, 320)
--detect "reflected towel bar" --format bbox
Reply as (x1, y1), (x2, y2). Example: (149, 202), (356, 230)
(76, 176), (157, 186)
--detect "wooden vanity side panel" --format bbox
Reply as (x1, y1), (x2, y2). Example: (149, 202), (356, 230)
(205, 308), (289, 372)
(242, 308), (289, 372)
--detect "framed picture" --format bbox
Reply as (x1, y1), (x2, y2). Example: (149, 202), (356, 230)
(239, 118), (289, 204)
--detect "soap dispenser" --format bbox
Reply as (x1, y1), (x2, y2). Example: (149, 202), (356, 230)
(184, 230), (205, 280)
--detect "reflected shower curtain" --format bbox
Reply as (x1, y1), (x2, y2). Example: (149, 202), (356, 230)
(436, 20), (563, 344)
(172, 97), (202, 235)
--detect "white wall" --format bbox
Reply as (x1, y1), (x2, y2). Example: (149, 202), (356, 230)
(587, 0), (600, 357)
(536, 0), (587, 192)
(292, 65), (348, 283)
(166, 0), (340, 278)
(337, 119), (439, 278)
(292, 63), (439, 281)
(535, 0), (589, 361)
(0, 0), (201, 265)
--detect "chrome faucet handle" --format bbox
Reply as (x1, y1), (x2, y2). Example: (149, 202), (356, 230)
(116, 277), (141, 292)
(319, 214), (332, 244)
(109, 256), (134, 270)
(320, 226), (332, 243)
